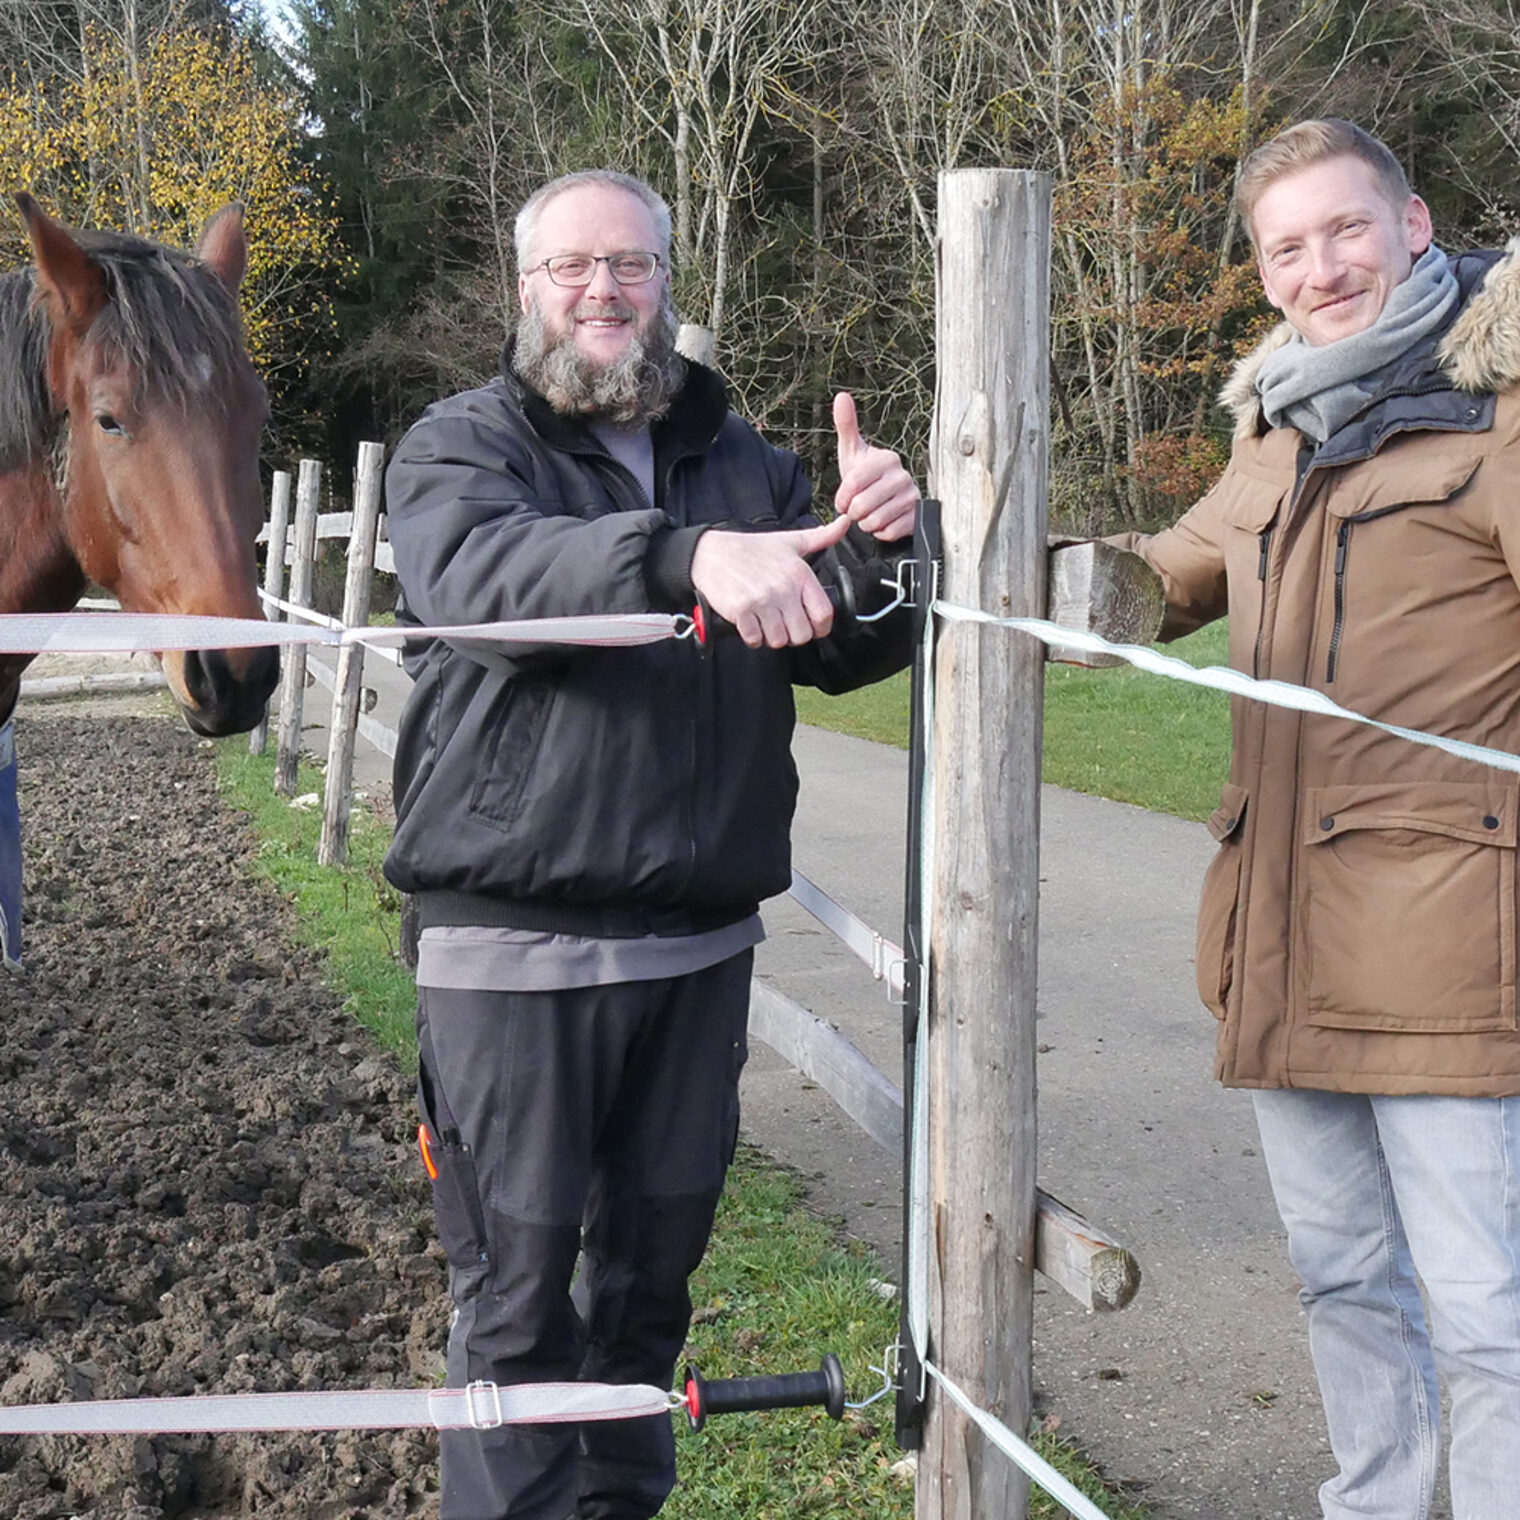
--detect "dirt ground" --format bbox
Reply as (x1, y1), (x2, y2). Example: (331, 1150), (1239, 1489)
(1, 708), (451, 1519)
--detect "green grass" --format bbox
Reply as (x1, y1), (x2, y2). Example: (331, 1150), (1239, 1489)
(1043, 622), (1231, 821)
(211, 740), (1148, 1518)
(795, 622), (1232, 822)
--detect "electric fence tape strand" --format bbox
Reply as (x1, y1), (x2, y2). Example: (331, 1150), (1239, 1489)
(908, 589), (934, 1373)
(0, 1381), (673, 1435)
(933, 602), (1520, 776)
(0, 610), (686, 655)
(923, 1361), (1117, 1520)
(259, 591), (345, 630)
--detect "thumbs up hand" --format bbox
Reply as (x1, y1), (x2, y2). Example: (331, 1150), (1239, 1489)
(832, 391), (919, 543)
(690, 515), (851, 649)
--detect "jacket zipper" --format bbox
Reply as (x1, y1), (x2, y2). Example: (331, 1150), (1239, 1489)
(1252, 527), (1273, 679)
(1326, 521), (1351, 683)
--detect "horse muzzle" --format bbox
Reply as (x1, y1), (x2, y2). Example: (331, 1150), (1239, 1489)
(177, 645), (281, 737)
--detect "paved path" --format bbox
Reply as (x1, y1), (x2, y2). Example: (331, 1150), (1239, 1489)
(754, 725), (1340, 1519)
(85, 645), (1452, 1520)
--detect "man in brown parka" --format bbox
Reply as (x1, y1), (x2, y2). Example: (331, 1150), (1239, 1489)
(1115, 120), (1520, 1520)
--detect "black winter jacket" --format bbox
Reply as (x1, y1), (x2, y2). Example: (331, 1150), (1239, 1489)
(381, 354), (913, 934)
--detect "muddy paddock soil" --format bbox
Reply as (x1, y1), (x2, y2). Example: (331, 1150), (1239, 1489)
(1, 711), (451, 1519)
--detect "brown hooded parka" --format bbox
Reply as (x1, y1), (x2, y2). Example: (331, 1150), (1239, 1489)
(1117, 238), (1520, 1095)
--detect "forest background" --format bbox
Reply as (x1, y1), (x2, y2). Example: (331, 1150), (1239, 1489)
(2, 0), (1518, 534)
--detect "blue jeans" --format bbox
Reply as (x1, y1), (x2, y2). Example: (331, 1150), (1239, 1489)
(1253, 1090), (1520, 1520)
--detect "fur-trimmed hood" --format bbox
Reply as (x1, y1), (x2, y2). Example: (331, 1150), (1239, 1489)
(1220, 236), (1520, 439)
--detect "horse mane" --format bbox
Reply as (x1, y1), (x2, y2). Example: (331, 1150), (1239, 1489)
(0, 274), (55, 472)
(0, 226), (249, 474)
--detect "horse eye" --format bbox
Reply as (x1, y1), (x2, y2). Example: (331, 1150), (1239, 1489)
(95, 413), (126, 437)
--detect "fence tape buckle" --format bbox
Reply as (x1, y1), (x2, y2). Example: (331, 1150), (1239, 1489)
(465, 1380), (506, 1429)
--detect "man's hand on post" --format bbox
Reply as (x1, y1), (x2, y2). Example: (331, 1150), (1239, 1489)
(832, 392), (918, 542)
(690, 516), (851, 650)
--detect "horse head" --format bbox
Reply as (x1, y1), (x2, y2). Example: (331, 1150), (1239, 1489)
(16, 194), (279, 738)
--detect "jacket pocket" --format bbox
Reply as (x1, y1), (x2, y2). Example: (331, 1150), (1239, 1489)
(1319, 452), (1480, 522)
(1196, 782), (1249, 1019)
(468, 676), (556, 829)
(1300, 781), (1517, 1033)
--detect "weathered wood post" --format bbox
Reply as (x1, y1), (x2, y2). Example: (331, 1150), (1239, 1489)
(318, 442), (384, 866)
(249, 469), (293, 757)
(919, 167), (1050, 1520)
(273, 459), (321, 797)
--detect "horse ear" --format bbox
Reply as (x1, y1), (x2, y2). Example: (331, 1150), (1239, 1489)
(15, 191), (108, 333)
(197, 202), (248, 294)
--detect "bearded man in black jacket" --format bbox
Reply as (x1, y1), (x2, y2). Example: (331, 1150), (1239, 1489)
(382, 168), (918, 1520)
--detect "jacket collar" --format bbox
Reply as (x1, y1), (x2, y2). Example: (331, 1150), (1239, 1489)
(1221, 237), (1520, 440)
(497, 335), (729, 459)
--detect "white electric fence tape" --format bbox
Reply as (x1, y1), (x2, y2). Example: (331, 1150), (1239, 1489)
(14, 593), (1504, 1517)
(0, 1380), (673, 1435)
(923, 1362), (1117, 1520)
(908, 592), (935, 1376)
(935, 603), (1520, 776)
(260, 592), (345, 630)
(0, 610), (686, 655)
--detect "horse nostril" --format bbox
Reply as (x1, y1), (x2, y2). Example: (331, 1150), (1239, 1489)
(182, 648), (217, 710)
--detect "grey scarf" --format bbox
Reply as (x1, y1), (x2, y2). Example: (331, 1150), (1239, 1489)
(1255, 246), (1460, 441)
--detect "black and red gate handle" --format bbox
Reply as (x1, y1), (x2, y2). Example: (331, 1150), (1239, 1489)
(682, 1353), (846, 1431)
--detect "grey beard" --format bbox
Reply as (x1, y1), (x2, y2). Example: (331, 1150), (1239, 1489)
(513, 291), (686, 425)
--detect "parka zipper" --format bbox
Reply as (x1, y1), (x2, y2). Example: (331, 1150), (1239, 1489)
(1252, 527), (1273, 679)
(1326, 521), (1351, 683)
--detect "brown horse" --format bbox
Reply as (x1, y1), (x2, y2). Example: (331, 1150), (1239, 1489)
(0, 195), (278, 737)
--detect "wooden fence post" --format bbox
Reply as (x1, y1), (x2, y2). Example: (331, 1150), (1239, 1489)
(318, 442), (384, 865)
(274, 459), (321, 797)
(919, 167), (1051, 1520)
(249, 469), (292, 757)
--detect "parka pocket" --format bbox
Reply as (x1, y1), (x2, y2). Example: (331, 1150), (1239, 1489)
(468, 676), (556, 830)
(1300, 782), (1517, 1034)
(416, 1032), (492, 1273)
(1195, 782), (1249, 1019)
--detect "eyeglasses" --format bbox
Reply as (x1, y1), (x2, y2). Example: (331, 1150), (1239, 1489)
(529, 251), (662, 287)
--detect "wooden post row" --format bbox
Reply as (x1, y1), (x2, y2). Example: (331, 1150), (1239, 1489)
(273, 459), (321, 797)
(318, 442), (385, 866)
(920, 168), (1052, 1520)
(249, 469), (293, 757)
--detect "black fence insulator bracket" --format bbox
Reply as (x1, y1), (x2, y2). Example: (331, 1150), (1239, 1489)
(895, 497), (942, 1451)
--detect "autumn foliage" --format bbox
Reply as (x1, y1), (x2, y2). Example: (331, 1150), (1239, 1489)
(0, 26), (346, 400)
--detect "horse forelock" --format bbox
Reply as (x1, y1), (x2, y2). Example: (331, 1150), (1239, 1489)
(77, 229), (251, 409)
(0, 227), (252, 468)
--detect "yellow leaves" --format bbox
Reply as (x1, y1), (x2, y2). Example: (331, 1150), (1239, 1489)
(0, 27), (345, 384)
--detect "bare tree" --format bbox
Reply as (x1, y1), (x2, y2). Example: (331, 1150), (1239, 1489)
(546, 0), (821, 342)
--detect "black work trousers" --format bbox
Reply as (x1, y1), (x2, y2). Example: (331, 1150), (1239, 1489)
(415, 951), (753, 1520)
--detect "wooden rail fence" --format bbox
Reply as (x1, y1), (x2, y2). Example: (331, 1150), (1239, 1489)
(250, 445), (1143, 1318)
(19, 439), (1143, 1320)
